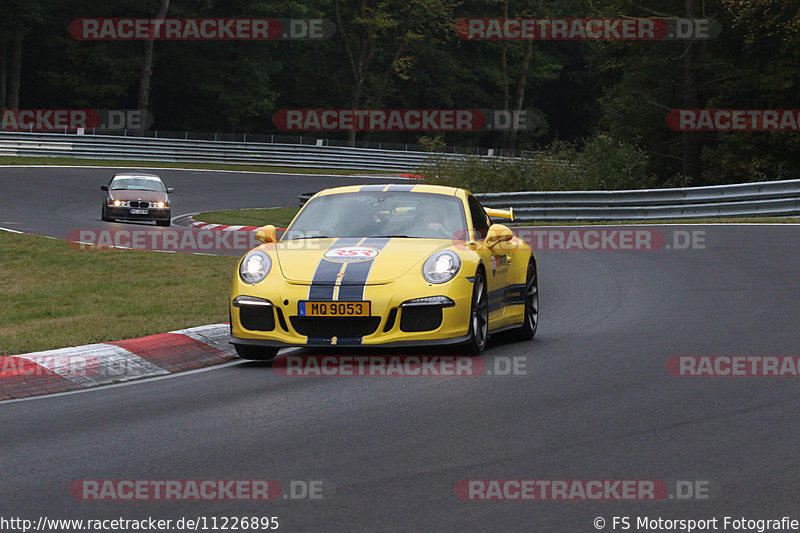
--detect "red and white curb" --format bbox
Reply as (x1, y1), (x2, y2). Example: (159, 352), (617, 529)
(189, 220), (264, 232)
(181, 218), (287, 232)
(0, 323), (236, 400)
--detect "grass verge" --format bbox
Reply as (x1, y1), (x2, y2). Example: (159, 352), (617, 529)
(0, 156), (377, 175)
(0, 230), (238, 356)
(193, 207), (300, 228)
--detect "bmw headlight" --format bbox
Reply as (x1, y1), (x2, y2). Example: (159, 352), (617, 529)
(239, 250), (271, 284)
(422, 250), (461, 284)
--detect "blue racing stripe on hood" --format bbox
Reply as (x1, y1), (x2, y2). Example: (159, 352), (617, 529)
(307, 238), (359, 300)
(335, 237), (391, 301)
(305, 237), (391, 346)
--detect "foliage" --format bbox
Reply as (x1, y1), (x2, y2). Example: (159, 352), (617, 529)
(423, 134), (656, 192)
(4, 0), (800, 187)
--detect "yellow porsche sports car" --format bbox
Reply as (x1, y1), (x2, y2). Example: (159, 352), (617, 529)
(229, 184), (538, 360)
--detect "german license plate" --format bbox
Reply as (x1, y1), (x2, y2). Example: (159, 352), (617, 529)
(299, 301), (371, 317)
(130, 208), (148, 215)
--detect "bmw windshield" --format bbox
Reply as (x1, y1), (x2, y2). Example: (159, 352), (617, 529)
(110, 177), (166, 192)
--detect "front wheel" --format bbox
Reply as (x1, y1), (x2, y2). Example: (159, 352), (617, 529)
(511, 259), (538, 341)
(462, 269), (489, 355)
(156, 219), (170, 227)
(234, 344), (279, 362)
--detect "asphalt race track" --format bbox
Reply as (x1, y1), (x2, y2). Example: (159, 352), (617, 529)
(2, 166), (800, 532)
(0, 166), (407, 241)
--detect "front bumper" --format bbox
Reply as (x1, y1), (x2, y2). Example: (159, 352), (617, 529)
(106, 206), (170, 222)
(230, 275), (474, 347)
(230, 334), (471, 349)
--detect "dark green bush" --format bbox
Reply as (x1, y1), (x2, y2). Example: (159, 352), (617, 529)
(422, 135), (657, 193)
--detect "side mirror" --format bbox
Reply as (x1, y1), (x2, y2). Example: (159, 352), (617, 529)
(100, 185), (108, 191)
(167, 187), (174, 193)
(484, 224), (514, 249)
(256, 225), (278, 244)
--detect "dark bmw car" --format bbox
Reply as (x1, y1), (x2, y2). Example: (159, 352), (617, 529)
(101, 173), (173, 226)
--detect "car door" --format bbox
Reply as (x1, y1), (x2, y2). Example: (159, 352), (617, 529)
(466, 195), (509, 322)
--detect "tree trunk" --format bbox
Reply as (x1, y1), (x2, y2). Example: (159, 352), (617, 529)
(137, 0), (170, 114)
(499, 0), (511, 148)
(682, 0), (702, 182)
(1, 41), (7, 108)
(347, 76), (363, 146)
(9, 29), (22, 109)
(508, 38), (534, 151)
(336, 0), (371, 146)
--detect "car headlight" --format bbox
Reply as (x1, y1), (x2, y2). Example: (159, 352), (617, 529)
(154, 201), (168, 208)
(112, 200), (126, 207)
(422, 250), (461, 284)
(239, 250), (272, 285)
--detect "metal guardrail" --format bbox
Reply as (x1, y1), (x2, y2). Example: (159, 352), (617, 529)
(3, 132), (798, 220)
(476, 180), (800, 221)
(297, 181), (800, 220)
(0, 132), (480, 172)
(6, 128), (534, 157)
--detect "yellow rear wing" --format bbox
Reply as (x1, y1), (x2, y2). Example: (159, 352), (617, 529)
(484, 207), (514, 222)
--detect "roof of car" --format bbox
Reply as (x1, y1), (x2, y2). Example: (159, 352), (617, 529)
(112, 173), (163, 180)
(315, 184), (467, 197)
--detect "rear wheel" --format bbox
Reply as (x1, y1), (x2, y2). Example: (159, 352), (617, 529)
(511, 259), (538, 340)
(234, 344), (279, 362)
(462, 269), (489, 355)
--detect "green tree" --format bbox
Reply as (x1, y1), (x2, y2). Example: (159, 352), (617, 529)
(332, 0), (457, 144)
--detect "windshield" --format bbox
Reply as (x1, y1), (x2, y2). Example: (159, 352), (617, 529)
(110, 177), (165, 192)
(282, 191), (468, 240)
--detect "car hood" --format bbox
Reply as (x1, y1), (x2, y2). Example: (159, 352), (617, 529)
(108, 190), (167, 201)
(275, 237), (455, 284)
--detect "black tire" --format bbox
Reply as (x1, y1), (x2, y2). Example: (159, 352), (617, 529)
(234, 343), (279, 362)
(101, 205), (112, 222)
(511, 259), (538, 341)
(156, 219), (170, 227)
(462, 268), (489, 355)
